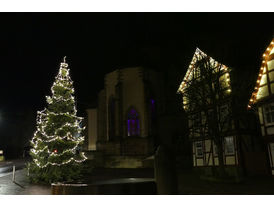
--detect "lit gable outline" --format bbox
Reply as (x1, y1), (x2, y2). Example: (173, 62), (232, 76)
(248, 38), (274, 109)
(177, 47), (230, 94)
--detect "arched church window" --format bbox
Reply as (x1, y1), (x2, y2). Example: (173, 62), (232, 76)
(127, 108), (140, 137)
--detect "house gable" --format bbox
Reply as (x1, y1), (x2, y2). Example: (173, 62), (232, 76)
(177, 48), (231, 94)
(248, 38), (274, 108)
(177, 48), (232, 111)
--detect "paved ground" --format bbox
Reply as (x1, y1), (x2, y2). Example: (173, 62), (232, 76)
(81, 167), (274, 194)
(0, 168), (51, 195)
(177, 169), (274, 195)
(2, 160), (274, 195)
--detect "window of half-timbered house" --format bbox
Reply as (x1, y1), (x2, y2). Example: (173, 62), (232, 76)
(224, 136), (235, 155)
(195, 141), (203, 157)
(264, 103), (274, 125)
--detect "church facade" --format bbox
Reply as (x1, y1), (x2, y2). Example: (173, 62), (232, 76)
(86, 67), (164, 167)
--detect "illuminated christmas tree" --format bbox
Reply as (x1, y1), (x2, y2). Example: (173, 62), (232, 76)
(28, 57), (87, 183)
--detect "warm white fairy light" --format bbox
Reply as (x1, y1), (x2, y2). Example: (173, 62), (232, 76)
(30, 58), (86, 169)
(34, 152), (88, 169)
(177, 47), (231, 94)
(248, 38), (274, 108)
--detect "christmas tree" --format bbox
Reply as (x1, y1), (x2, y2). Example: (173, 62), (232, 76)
(28, 57), (87, 183)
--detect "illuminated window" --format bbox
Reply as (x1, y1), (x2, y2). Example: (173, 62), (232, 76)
(264, 103), (274, 125)
(224, 136), (235, 155)
(219, 73), (230, 89)
(127, 108), (140, 136)
(195, 141), (203, 157)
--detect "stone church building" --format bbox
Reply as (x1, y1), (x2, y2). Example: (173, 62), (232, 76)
(85, 67), (167, 167)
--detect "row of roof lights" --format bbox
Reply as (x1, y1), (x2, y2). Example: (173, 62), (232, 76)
(248, 39), (274, 109)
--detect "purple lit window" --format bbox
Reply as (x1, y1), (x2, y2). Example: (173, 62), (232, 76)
(127, 108), (140, 136)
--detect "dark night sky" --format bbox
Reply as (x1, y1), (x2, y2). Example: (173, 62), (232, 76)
(0, 13), (273, 116)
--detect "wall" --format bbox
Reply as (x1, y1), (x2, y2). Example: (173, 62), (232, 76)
(97, 89), (107, 142)
(192, 137), (238, 167)
(105, 71), (119, 140)
(86, 109), (98, 150)
(121, 67), (147, 137)
(87, 67), (164, 159)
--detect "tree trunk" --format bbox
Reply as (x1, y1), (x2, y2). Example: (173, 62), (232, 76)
(216, 140), (226, 178)
(154, 145), (178, 194)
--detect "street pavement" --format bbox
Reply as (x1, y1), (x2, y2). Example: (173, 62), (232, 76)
(0, 160), (51, 195)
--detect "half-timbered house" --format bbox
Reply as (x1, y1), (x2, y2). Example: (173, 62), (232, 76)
(248, 37), (274, 175)
(178, 48), (267, 177)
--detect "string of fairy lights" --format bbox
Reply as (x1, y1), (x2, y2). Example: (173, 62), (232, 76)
(177, 48), (231, 110)
(30, 58), (87, 168)
(177, 47), (231, 94)
(248, 39), (274, 109)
